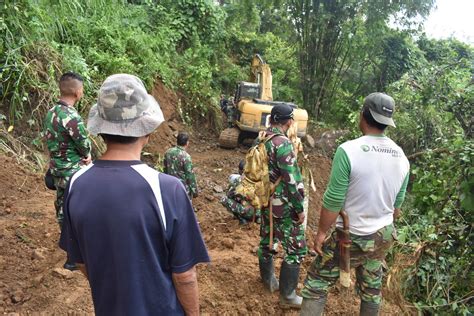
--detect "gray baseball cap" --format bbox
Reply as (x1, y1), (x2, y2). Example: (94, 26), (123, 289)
(363, 92), (396, 127)
(87, 74), (165, 137)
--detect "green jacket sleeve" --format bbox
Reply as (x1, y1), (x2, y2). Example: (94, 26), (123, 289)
(323, 147), (351, 212)
(394, 173), (409, 208)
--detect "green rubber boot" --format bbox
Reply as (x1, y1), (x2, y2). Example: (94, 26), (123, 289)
(279, 261), (302, 308)
(360, 300), (380, 316)
(258, 257), (279, 293)
(300, 297), (327, 316)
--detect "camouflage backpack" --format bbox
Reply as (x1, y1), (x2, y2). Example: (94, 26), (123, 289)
(235, 131), (278, 209)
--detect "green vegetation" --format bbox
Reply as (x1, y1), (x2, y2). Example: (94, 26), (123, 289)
(387, 39), (473, 315)
(1, 0), (227, 128)
(1, 0), (472, 313)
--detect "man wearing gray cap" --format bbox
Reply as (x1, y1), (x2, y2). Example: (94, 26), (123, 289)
(59, 74), (210, 316)
(300, 92), (410, 316)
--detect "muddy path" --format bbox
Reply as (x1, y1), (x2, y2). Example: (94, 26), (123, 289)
(0, 132), (404, 315)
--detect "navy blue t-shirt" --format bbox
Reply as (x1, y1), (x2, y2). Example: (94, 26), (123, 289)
(59, 160), (210, 316)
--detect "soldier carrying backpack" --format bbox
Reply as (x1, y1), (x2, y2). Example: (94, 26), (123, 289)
(246, 104), (307, 309)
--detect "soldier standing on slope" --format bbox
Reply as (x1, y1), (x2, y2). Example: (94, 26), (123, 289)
(163, 131), (198, 200)
(258, 104), (307, 309)
(225, 96), (237, 128)
(43, 72), (91, 270)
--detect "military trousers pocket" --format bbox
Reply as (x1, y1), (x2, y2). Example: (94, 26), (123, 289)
(270, 196), (287, 218)
(353, 237), (376, 253)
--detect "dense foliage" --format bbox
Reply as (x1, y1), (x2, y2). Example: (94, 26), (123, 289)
(1, 0), (227, 130)
(387, 38), (473, 315)
(396, 140), (473, 315)
(339, 37), (473, 314)
(1, 0), (473, 313)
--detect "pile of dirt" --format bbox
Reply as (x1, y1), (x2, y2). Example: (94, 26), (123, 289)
(0, 80), (404, 314)
(0, 156), (93, 314)
(146, 78), (185, 155)
(0, 144), (402, 315)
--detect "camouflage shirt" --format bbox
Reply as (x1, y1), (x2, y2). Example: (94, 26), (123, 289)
(163, 146), (198, 197)
(43, 101), (91, 178)
(265, 126), (305, 217)
(226, 174), (243, 200)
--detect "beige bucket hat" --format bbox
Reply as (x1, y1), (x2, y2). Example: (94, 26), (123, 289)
(87, 74), (165, 137)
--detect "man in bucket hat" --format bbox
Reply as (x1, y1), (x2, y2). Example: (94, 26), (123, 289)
(59, 74), (210, 316)
(300, 92), (409, 316)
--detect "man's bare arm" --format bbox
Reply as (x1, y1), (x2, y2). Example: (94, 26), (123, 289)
(314, 207), (340, 255)
(172, 266), (199, 316)
(393, 208), (401, 221)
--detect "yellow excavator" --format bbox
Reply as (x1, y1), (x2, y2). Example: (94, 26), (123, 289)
(219, 54), (308, 148)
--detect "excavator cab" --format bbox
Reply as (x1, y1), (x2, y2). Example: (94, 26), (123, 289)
(235, 82), (261, 101)
(219, 54), (308, 148)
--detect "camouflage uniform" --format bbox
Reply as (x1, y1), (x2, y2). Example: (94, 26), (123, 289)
(221, 175), (261, 223)
(219, 96), (228, 112)
(43, 101), (91, 225)
(163, 146), (198, 198)
(302, 224), (396, 304)
(226, 100), (237, 128)
(257, 127), (307, 265)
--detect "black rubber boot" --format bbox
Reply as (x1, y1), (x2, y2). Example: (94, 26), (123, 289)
(239, 218), (249, 225)
(258, 257), (279, 293)
(279, 261), (302, 308)
(360, 300), (380, 316)
(63, 260), (78, 271)
(300, 296), (327, 316)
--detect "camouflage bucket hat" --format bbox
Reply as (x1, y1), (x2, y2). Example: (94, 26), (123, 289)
(87, 74), (165, 137)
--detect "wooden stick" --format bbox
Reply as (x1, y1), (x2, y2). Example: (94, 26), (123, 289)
(269, 202), (274, 249)
(267, 177), (282, 249)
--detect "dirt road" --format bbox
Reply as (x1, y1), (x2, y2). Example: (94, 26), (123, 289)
(0, 130), (404, 315)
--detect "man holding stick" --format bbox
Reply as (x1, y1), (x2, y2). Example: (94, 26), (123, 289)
(257, 104), (307, 309)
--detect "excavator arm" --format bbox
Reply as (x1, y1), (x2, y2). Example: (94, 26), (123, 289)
(250, 54), (273, 101)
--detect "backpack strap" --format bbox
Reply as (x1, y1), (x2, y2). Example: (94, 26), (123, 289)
(260, 132), (279, 144)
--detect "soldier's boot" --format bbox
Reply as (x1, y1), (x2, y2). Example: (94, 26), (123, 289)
(360, 301), (380, 316)
(63, 256), (78, 271)
(300, 297), (327, 316)
(258, 257), (279, 293)
(239, 218), (248, 225)
(279, 261), (303, 309)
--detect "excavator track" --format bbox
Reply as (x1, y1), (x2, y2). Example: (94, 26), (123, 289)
(219, 127), (240, 149)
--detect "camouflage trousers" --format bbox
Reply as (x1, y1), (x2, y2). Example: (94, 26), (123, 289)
(226, 106), (237, 127)
(52, 175), (72, 227)
(301, 224), (396, 304)
(221, 196), (260, 222)
(257, 209), (307, 265)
